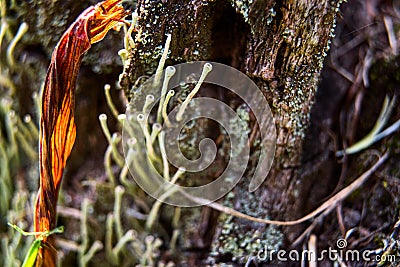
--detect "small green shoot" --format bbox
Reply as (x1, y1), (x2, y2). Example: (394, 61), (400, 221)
(7, 223), (64, 267)
(336, 95), (399, 156)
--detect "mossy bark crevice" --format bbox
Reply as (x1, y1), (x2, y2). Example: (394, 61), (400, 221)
(242, 0), (343, 226)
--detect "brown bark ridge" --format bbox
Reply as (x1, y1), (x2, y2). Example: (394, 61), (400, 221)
(120, 0), (344, 264)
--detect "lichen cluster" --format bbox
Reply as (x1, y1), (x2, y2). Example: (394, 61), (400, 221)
(229, 0), (254, 22)
(208, 186), (283, 265)
(97, 36), (219, 265)
(0, 2), (165, 265)
(0, 1), (41, 264)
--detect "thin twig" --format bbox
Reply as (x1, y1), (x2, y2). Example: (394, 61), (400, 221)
(184, 151), (388, 226)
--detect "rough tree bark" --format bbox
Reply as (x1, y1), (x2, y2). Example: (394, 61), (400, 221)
(119, 0), (344, 264)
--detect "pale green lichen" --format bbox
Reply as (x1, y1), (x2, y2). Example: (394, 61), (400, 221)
(209, 185), (284, 264)
(0, 2), (166, 264)
(229, 0), (254, 22)
(138, 45), (166, 75)
(79, 198), (103, 267)
(224, 104), (251, 158)
(0, 5), (41, 264)
(173, 81), (205, 161)
(176, 63), (212, 121)
(257, 1), (345, 153)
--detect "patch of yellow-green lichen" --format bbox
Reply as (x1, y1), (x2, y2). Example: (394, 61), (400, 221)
(209, 188), (283, 264)
(259, 1), (343, 160)
(230, 0), (276, 35)
(222, 104), (251, 159)
(172, 82), (205, 161)
(229, 0), (254, 22)
(137, 45), (166, 75)
(0, 3), (42, 263)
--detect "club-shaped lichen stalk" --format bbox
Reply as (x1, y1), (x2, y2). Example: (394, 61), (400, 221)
(157, 131), (169, 181)
(157, 66), (176, 123)
(99, 114), (125, 167)
(104, 84), (119, 119)
(6, 22), (28, 70)
(153, 34), (172, 87)
(118, 113), (137, 141)
(137, 113), (157, 162)
(145, 167), (186, 229)
(150, 123), (162, 143)
(143, 94), (155, 114)
(124, 11), (138, 50)
(176, 63), (212, 122)
(162, 90), (175, 127)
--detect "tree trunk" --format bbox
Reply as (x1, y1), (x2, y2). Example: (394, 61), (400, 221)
(120, 0), (343, 264)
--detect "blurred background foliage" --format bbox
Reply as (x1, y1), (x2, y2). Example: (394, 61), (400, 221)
(0, 0), (166, 266)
